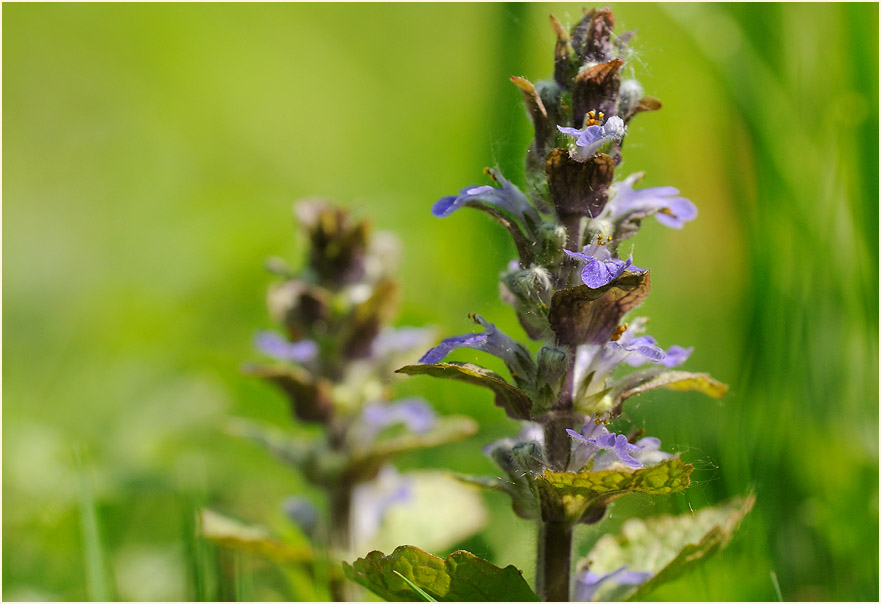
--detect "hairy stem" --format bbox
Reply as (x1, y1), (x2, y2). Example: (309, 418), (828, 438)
(536, 520), (573, 601)
(543, 415), (572, 472)
(535, 348), (579, 600)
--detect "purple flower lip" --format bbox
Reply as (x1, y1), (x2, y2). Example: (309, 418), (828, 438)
(659, 345), (693, 367)
(567, 424), (645, 469)
(574, 565), (652, 601)
(603, 172), (698, 229)
(557, 115), (626, 160)
(573, 318), (696, 403)
(564, 242), (646, 289)
(418, 314), (534, 383)
(254, 331), (318, 363)
(360, 398), (437, 439)
(431, 170), (539, 232)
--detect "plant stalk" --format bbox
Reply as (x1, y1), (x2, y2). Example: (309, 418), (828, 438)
(329, 483), (357, 602)
(536, 519), (573, 601)
(535, 348), (580, 600)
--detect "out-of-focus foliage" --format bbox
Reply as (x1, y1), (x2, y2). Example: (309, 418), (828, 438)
(582, 495), (755, 601)
(3, 3), (877, 601)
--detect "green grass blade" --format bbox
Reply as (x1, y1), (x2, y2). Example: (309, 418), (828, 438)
(74, 447), (114, 601)
(393, 570), (438, 602)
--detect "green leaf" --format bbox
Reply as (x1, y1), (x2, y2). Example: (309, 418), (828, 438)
(454, 472), (542, 519)
(343, 545), (539, 602)
(366, 471), (488, 554)
(201, 509), (312, 565)
(360, 416), (478, 461)
(538, 457), (693, 524)
(547, 274), (651, 346)
(608, 369), (728, 415)
(226, 418), (314, 469)
(230, 415), (477, 486)
(343, 416), (478, 484)
(454, 473), (510, 492)
(397, 362), (533, 419)
(580, 495), (756, 601)
(226, 417), (348, 485)
(394, 571), (438, 602)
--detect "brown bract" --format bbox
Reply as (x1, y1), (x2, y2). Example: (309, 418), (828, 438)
(573, 57), (624, 126)
(243, 363), (334, 424)
(546, 148), (615, 221)
(298, 201), (371, 287)
(548, 272), (651, 346)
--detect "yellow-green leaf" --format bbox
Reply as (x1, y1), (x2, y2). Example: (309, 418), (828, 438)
(200, 509), (312, 565)
(538, 457), (693, 524)
(609, 369), (728, 415)
(397, 362), (532, 419)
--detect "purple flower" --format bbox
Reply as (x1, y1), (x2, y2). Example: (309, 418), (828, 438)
(574, 565), (652, 601)
(352, 466), (412, 545)
(622, 342), (693, 368)
(574, 321), (665, 389)
(564, 242), (645, 289)
(432, 171), (540, 234)
(566, 424), (645, 470)
(574, 319), (693, 398)
(602, 172), (698, 229)
(659, 345), (693, 368)
(557, 115), (626, 161)
(630, 436), (672, 467)
(282, 497), (319, 537)
(254, 331), (318, 363)
(360, 398), (437, 442)
(419, 314), (535, 382)
(371, 327), (436, 361)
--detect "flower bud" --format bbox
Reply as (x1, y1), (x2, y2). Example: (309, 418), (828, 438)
(537, 345), (568, 381)
(537, 223), (569, 265)
(501, 267), (554, 340)
(511, 439), (545, 475)
(503, 266), (552, 302)
(484, 433), (545, 519)
(617, 78), (644, 117)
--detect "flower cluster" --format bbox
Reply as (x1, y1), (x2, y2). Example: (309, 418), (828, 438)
(398, 8), (728, 601)
(240, 202), (477, 579)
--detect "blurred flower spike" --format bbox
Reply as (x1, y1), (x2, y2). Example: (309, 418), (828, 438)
(228, 200), (479, 601)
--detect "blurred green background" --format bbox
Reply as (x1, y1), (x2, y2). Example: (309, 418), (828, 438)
(3, 3), (877, 601)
